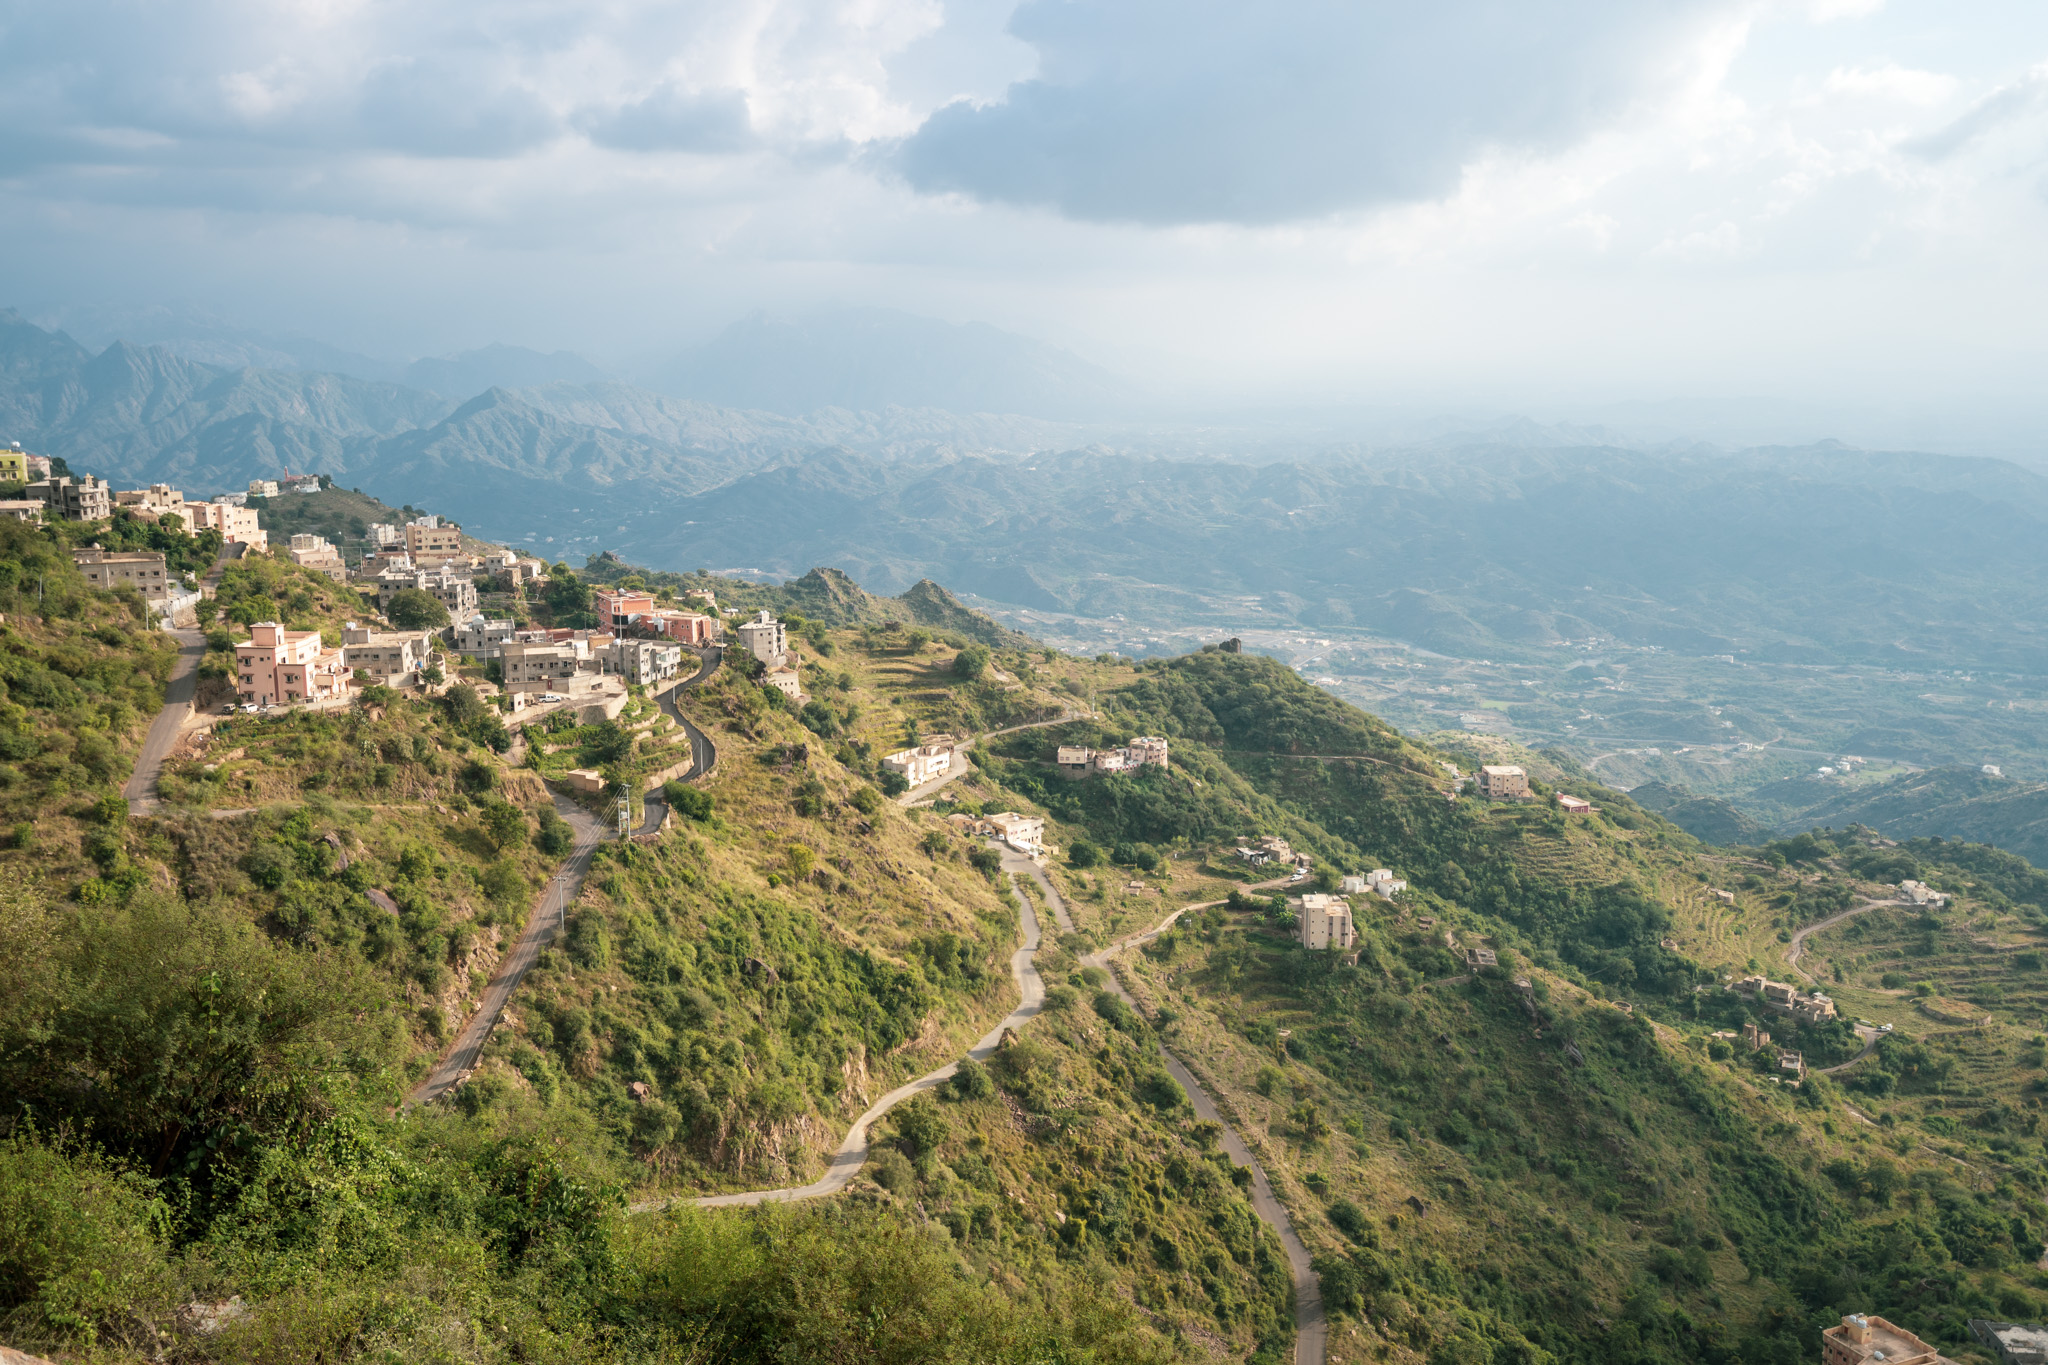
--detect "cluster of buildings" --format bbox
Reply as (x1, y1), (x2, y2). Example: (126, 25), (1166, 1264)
(1234, 835), (1309, 869)
(591, 586), (723, 646)
(234, 619), (446, 706)
(1341, 868), (1408, 898)
(1733, 975), (1840, 1024)
(247, 476), (323, 497)
(1054, 736), (1169, 779)
(1898, 879), (1951, 907)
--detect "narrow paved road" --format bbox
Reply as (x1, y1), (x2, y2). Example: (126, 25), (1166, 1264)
(405, 793), (607, 1107)
(895, 711), (1091, 806)
(651, 650), (720, 785)
(1786, 897), (1904, 982)
(1820, 1024), (1883, 1075)
(627, 841), (1323, 1361)
(124, 628), (206, 816)
(1076, 878), (1326, 1365)
(124, 544), (238, 816)
(633, 853), (1052, 1212)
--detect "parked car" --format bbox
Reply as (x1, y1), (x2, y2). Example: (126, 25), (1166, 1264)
(539, 692), (565, 703)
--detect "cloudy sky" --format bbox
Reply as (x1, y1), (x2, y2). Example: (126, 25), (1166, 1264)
(3, 0), (2046, 418)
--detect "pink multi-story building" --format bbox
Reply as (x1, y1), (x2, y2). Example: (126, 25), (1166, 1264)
(591, 588), (656, 632)
(235, 622), (351, 706)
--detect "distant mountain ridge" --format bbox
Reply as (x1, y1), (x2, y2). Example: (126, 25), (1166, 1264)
(1771, 766), (2048, 869)
(640, 305), (1133, 420)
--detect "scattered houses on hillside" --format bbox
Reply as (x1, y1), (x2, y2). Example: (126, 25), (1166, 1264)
(1055, 735), (1170, 779)
(1234, 835), (1305, 868)
(1733, 974), (1839, 1023)
(1898, 879), (1950, 907)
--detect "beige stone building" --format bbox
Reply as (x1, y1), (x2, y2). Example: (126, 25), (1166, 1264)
(1476, 765), (1530, 799)
(1297, 893), (1357, 951)
(1822, 1314), (1959, 1365)
(341, 623), (439, 685)
(30, 475), (112, 522)
(72, 549), (172, 597)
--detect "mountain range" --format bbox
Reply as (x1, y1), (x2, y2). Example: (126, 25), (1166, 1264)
(10, 306), (2048, 682)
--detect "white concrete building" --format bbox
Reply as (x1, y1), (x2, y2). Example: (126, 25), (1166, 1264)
(986, 812), (1045, 856)
(883, 742), (954, 787)
(739, 611), (788, 666)
(608, 637), (683, 685)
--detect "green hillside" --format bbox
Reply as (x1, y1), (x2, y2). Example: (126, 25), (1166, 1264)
(12, 532), (2048, 1365)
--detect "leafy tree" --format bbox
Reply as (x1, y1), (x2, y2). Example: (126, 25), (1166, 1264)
(481, 859), (527, 908)
(891, 1094), (950, 1168)
(849, 785), (883, 816)
(535, 806), (576, 856)
(952, 644), (990, 680)
(786, 843), (816, 883)
(967, 846), (1004, 881)
(0, 892), (388, 1179)
(946, 1058), (995, 1102)
(1068, 837), (1103, 868)
(384, 588), (450, 630)
(480, 798), (528, 850)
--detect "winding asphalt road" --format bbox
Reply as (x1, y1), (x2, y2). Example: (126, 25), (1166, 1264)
(1076, 885), (1326, 1365)
(406, 792), (608, 1107)
(634, 842), (1325, 1363)
(1785, 897), (1905, 982)
(651, 645), (721, 786)
(632, 853), (1053, 1212)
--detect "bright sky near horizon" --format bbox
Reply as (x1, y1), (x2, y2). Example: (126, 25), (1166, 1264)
(2, 0), (2045, 412)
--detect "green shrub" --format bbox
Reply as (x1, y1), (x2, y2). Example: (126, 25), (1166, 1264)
(946, 1058), (996, 1102)
(0, 1134), (175, 1348)
(665, 781), (714, 821)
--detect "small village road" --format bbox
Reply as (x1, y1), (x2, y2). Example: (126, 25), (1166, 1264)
(1785, 897), (1905, 983)
(124, 628), (206, 816)
(1079, 883), (1326, 1365)
(405, 793), (607, 1107)
(125, 544), (237, 816)
(633, 848), (1052, 1212)
(1820, 1024), (1883, 1075)
(625, 841), (1324, 1361)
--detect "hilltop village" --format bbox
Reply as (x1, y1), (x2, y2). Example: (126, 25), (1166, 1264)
(7, 445), (2048, 1365)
